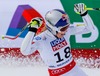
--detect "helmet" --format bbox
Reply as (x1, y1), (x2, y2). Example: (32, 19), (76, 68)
(45, 9), (70, 35)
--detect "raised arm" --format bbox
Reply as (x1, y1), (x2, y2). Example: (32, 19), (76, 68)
(69, 3), (96, 35)
(20, 17), (43, 55)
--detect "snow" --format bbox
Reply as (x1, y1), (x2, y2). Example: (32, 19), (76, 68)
(0, 54), (100, 76)
(82, 67), (100, 76)
(0, 66), (49, 76)
(0, 66), (100, 76)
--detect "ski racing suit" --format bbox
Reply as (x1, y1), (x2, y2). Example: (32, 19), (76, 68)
(21, 14), (96, 76)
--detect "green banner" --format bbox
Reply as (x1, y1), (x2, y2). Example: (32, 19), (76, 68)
(60, 0), (100, 48)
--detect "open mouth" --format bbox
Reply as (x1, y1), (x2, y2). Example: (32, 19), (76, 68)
(59, 25), (69, 31)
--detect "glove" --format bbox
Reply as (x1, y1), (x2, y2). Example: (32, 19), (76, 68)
(29, 17), (43, 33)
(74, 3), (87, 16)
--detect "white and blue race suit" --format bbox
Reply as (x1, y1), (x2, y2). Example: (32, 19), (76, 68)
(21, 14), (96, 76)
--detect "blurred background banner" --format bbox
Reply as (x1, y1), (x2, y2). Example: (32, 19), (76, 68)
(60, 0), (100, 68)
(0, 0), (100, 68)
(0, 0), (100, 48)
(0, 0), (64, 47)
(60, 0), (100, 49)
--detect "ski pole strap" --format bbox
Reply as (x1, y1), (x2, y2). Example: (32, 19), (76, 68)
(29, 27), (37, 33)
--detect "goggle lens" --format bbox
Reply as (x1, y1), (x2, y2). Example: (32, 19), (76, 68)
(60, 25), (69, 31)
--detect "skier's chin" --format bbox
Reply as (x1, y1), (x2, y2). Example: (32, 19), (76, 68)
(56, 35), (65, 38)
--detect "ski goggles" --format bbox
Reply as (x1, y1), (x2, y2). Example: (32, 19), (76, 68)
(58, 24), (69, 32)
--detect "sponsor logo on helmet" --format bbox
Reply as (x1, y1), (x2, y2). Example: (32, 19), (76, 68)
(55, 14), (69, 28)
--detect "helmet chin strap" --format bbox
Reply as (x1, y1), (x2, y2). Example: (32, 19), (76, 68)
(46, 25), (60, 38)
(55, 31), (59, 39)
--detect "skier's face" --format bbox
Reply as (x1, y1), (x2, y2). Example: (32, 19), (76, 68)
(56, 25), (69, 38)
(58, 25), (69, 32)
(56, 32), (65, 38)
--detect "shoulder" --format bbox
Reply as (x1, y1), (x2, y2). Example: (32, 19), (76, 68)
(34, 30), (47, 41)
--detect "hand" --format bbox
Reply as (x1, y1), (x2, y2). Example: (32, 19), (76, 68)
(74, 3), (87, 16)
(29, 17), (43, 29)
(29, 17), (43, 32)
